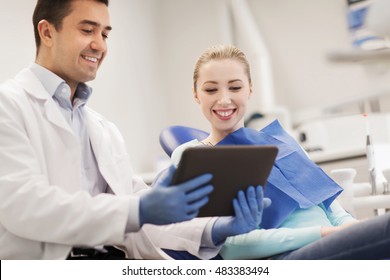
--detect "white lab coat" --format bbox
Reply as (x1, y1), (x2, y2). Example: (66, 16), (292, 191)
(0, 68), (217, 259)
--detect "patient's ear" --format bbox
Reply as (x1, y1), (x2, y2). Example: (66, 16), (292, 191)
(249, 82), (253, 99)
(193, 88), (200, 104)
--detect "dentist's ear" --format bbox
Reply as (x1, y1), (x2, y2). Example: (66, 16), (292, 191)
(193, 88), (200, 104)
(37, 20), (54, 47)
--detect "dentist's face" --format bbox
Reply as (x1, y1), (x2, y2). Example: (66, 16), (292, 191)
(194, 59), (252, 136)
(44, 0), (111, 90)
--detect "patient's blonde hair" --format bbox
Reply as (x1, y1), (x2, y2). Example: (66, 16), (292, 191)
(193, 45), (252, 92)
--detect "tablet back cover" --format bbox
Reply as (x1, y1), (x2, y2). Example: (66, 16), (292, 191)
(172, 145), (278, 217)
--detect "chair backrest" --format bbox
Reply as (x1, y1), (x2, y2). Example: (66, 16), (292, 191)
(159, 125), (209, 157)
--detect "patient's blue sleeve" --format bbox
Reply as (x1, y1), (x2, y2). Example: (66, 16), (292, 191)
(219, 226), (321, 260)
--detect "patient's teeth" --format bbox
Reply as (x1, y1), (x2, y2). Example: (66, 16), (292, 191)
(216, 110), (233, 117)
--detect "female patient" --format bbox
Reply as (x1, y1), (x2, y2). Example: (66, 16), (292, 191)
(171, 44), (390, 259)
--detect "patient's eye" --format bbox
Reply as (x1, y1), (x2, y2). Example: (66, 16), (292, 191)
(230, 86), (242, 91)
(205, 88), (218, 93)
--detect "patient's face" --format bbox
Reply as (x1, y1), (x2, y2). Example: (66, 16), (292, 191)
(194, 58), (252, 137)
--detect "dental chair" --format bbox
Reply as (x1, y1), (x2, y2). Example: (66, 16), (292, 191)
(159, 125), (209, 157)
(331, 168), (390, 220)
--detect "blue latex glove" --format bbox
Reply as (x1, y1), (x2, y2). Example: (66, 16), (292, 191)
(212, 186), (271, 245)
(139, 165), (214, 226)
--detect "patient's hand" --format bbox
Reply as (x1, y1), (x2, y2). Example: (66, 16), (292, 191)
(321, 221), (360, 237)
(211, 186), (271, 245)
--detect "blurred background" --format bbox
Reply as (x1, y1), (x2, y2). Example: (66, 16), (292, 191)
(2, 0), (390, 184)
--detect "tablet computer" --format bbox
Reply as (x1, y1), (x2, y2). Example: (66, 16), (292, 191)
(171, 145), (278, 217)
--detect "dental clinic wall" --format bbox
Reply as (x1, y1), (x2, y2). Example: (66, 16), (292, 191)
(2, 0), (390, 174)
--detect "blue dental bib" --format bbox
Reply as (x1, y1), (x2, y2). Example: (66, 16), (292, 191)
(217, 120), (342, 229)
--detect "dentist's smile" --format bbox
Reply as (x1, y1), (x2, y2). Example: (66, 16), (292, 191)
(82, 55), (99, 64)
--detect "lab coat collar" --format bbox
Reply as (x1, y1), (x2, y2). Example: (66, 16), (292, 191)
(14, 68), (74, 135)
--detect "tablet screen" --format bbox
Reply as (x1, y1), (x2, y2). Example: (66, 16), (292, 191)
(172, 145), (278, 217)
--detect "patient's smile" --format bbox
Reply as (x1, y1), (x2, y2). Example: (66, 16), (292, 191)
(214, 109), (236, 119)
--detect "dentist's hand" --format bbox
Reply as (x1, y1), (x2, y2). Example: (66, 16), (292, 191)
(211, 186), (271, 245)
(139, 165), (213, 226)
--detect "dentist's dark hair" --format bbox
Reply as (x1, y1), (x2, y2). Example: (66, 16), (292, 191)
(32, 0), (109, 54)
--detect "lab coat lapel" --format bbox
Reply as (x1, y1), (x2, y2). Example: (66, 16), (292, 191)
(86, 111), (104, 163)
(86, 110), (128, 196)
(14, 68), (74, 136)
